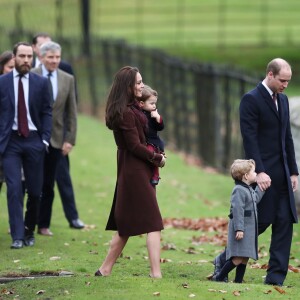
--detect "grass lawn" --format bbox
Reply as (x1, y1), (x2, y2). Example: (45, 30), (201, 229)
(0, 115), (299, 299)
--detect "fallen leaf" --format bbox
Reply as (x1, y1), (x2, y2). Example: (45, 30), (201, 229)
(153, 291), (160, 296)
(49, 256), (61, 261)
(274, 286), (285, 294)
(13, 260), (20, 263)
(219, 290), (227, 293)
(189, 294), (196, 298)
(1, 288), (14, 295)
(233, 290), (241, 296)
(85, 281), (91, 286)
(185, 247), (197, 254)
(288, 264), (300, 273)
(36, 290), (45, 295)
(64, 243), (69, 246)
(161, 243), (177, 250)
(182, 283), (189, 288)
(263, 290), (272, 294)
(208, 289), (217, 292)
(160, 258), (172, 263)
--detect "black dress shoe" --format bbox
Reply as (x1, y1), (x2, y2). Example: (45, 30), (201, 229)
(24, 236), (35, 247)
(11, 240), (24, 249)
(70, 219), (85, 229)
(95, 270), (103, 276)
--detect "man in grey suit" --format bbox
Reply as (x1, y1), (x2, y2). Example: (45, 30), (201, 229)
(31, 41), (77, 236)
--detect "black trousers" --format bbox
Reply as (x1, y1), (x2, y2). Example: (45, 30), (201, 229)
(55, 154), (79, 223)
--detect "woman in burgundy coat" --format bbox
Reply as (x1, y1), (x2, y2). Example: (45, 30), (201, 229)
(95, 66), (166, 278)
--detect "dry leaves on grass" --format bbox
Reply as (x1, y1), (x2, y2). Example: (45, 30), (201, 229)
(163, 217), (228, 232)
(1, 288), (14, 295)
(250, 263), (300, 273)
(163, 217), (228, 246)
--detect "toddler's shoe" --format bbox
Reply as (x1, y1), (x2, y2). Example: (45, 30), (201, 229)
(150, 177), (160, 186)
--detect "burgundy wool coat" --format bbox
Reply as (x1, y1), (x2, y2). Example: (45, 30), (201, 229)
(105, 106), (164, 236)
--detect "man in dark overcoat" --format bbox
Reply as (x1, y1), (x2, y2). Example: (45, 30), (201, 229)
(212, 58), (298, 286)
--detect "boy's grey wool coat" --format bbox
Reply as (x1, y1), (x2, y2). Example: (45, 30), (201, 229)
(226, 182), (265, 260)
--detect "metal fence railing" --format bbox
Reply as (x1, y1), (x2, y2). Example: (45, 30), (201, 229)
(0, 31), (260, 173)
(84, 38), (259, 171)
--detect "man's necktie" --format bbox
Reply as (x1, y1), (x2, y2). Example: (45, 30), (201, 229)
(18, 74), (29, 137)
(272, 93), (278, 110)
(47, 72), (54, 101)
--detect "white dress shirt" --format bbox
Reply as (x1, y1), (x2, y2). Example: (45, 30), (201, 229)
(12, 69), (37, 131)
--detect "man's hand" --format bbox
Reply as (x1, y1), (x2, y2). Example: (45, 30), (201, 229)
(291, 175), (298, 192)
(235, 231), (244, 240)
(62, 142), (73, 156)
(256, 172), (271, 191)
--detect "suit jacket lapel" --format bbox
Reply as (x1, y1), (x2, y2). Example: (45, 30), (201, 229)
(277, 94), (285, 124)
(56, 69), (66, 106)
(258, 83), (279, 119)
(8, 72), (15, 107)
(28, 73), (35, 113)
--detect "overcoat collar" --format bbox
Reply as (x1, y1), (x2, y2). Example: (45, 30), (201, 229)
(257, 82), (283, 120)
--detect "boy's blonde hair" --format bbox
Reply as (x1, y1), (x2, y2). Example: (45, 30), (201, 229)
(139, 84), (158, 102)
(230, 159), (255, 181)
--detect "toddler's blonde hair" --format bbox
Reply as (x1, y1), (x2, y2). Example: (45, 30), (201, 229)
(139, 84), (158, 102)
(230, 159), (255, 181)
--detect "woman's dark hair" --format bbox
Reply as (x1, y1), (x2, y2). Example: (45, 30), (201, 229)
(106, 66), (142, 130)
(0, 50), (13, 75)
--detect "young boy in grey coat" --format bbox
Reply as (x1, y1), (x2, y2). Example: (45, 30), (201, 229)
(212, 159), (266, 283)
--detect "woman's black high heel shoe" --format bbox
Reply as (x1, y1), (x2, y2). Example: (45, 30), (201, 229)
(95, 270), (103, 276)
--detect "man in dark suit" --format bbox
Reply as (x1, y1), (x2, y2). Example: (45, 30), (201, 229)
(31, 41), (78, 236)
(0, 42), (52, 249)
(32, 32), (84, 230)
(212, 58), (298, 286)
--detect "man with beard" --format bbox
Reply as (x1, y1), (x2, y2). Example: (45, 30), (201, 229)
(0, 42), (52, 249)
